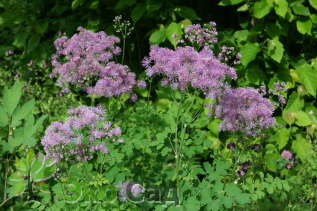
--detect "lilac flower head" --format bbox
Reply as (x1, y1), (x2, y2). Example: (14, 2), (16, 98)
(130, 93), (138, 102)
(214, 87), (275, 136)
(41, 105), (123, 162)
(184, 21), (218, 48)
(143, 46), (236, 97)
(51, 27), (141, 97)
(237, 168), (247, 176)
(6, 49), (14, 56)
(281, 150), (292, 161)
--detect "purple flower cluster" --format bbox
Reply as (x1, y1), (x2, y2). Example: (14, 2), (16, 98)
(143, 46), (236, 94)
(214, 87), (275, 136)
(51, 27), (144, 97)
(217, 46), (241, 65)
(143, 42), (275, 136)
(281, 150), (294, 169)
(258, 82), (288, 106)
(41, 105), (123, 162)
(237, 161), (250, 176)
(184, 21), (218, 48)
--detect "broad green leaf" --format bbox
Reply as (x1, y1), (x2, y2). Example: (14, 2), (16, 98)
(284, 92), (304, 112)
(0, 105), (9, 127)
(3, 81), (22, 115)
(237, 4), (249, 12)
(246, 64), (266, 85)
(274, 0), (288, 18)
(23, 114), (36, 138)
(291, 2), (310, 16)
(12, 99), (35, 127)
(225, 183), (241, 196)
(275, 128), (289, 150)
(149, 26), (166, 45)
(71, 0), (84, 9)
(233, 30), (249, 42)
(218, 0), (244, 6)
(296, 19), (312, 35)
(295, 63), (317, 96)
(6, 180), (27, 197)
(267, 38), (284, 62)
(240, 43), (260, 66)
(292, 135), (313, 161)
(184, 197), (201, 210)
(309, 0), (317, 10)
(131, 3), (146, 23)
(265, 153), (279, 172)
(294, 111), (312, 126)
(166, 22), (183, 48)
(178, 6), (201, 20)
(311, 14), (317, 23)
(253, 0), (273, 19)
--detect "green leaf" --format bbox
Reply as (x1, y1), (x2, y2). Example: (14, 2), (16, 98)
(246, 64), (266, 85)
(178, 6), (201, 20)
(3, 81), (23, 115)
(265, 153), (280, 172)
(233, 30), (249, 42)
(7, 180), (27, 197)
(0, 105), (9, 127)
(274, 0), (288, 18)
(284, 92), (304, 112)
(294, 111), (312, 126)
(71, 0), (84, 9)
(267, 38), (284, 63)
(184, 197), (201, 210)
(131, 3), (146, 23)
(292, 135), (313, 161)
(218, 0), (244, 6)
(291, 2), (310, 16)
(309, 0), (317, 10)
(296, 19), (312, 35)
(253, 0), (273, 19)
(240, 43), (260, 66)
(166, 22), (183, 48)
(295, 63), (317, 96)
(275, 128), (289, 150)
(12, 99), (35, 127)
(237, 4), (249, 12)
(27, 34), (41, 53)
(149, 26), (166, 45)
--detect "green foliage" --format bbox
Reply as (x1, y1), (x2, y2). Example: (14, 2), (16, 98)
(0, 0), (317, 210)
(0, 81), (47, 153)
(7, 150), (56, 197)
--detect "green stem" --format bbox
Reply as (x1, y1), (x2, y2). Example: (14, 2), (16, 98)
(121, 26), (127, 64)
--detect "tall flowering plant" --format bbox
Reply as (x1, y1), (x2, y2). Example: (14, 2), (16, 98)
(51, 27), (145, 98)
(41, 105), (123, 162)
(143, 22), (275, 136)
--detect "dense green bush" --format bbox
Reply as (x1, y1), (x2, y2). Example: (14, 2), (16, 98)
(0, 0), (317, 210)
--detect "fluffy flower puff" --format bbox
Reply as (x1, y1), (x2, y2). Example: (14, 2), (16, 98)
(51, 27), (144, 97)
(214, 87), (275, 136)
(143, 46), (236, 95)
(41, 105), (123, 162)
